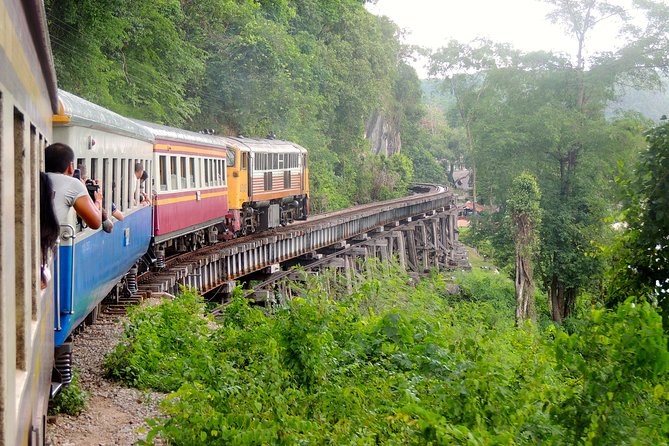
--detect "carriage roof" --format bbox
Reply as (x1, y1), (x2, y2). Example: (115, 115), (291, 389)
(55, 90), (154, 142)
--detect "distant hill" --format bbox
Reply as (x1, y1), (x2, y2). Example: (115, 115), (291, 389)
(421, 79), (455, 111)
(422, 79), (669, 122)
(608, 85), (669, 122)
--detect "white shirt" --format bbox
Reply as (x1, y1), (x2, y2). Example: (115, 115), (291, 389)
(46, 172), (88, 225)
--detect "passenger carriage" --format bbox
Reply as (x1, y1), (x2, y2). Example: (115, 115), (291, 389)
(133, 121), (231, 259)
(1, 0), (58, 443)
(51, 91), (154, 387)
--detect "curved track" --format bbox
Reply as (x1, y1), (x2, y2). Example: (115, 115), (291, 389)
(129, 184), (453, 302)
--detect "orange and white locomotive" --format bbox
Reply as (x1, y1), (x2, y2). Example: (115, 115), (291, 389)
(226, 136), (309, 236)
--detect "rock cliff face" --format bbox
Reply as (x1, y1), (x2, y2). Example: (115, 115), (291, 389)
(365, 111), (401, 156)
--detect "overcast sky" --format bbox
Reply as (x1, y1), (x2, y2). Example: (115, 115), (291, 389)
(365, 0), (637, 77)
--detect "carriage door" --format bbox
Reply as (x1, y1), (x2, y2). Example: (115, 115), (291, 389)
(241, 150), (250, 201)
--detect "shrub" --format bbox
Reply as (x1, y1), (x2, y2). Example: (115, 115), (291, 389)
(48, 369), (88, 416)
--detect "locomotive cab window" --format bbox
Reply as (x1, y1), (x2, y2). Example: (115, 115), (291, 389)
(241, 152), (248, 170)
(227, 149), (236, 167)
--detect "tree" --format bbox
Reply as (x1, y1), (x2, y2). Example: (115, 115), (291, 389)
(429, 39), (519, 211)
(611, 119), (669, 331)
(438, 0), (669, 323)
(507, 173), (542, 324)
(46, 0), (204, 125)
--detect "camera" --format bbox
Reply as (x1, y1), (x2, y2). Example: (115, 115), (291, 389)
(85, 178), (99, 201)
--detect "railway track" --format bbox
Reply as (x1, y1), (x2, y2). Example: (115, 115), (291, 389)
(97, 184), (455, 317)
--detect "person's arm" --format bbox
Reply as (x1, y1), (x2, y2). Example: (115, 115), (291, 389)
(73, 193), (102, 229)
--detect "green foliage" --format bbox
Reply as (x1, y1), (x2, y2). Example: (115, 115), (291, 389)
(107, 264), (668, 445)
(47, 0), (420, 210)
(553, 301), (669, 444)
(104, 288), (213, 392)
(48, 369), (88, 416)
(609, 119), (669, 331)
(507, 173), (542, 228)
(46, 0), (204, 125)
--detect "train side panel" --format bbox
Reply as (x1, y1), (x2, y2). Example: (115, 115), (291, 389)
(52, 93), (154, 347)
(53, 206), (152, 346)
(152, 141), (229, 242)
(1, 0), (58, 444)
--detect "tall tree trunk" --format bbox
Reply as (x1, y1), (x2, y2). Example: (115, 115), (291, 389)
(550, 275), (564, 323)
(515, 242), (535, 324)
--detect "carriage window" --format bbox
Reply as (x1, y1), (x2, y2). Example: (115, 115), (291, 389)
(204, 159), (210, 187)
(127, 159), (134, 208)
(189, 158), (195, 187)
(278, 153), (284, 169)
(120, 159), (126, 210)
(170, 156), (178, 190)
(112, 159), (119, 210)
(227, 149), (236, 167)
(90, 158), (99, 182)
(146, 159), (152, 199)
(211, 160), (216, 186)
(194, 158), (201, 188)
(102, 158), (110, 210)
(30, 127), (38, 319)
(218, 160), (224, 185)
(159, 156), (167, 191)
(14, 109), (26, 369)
(180, 157), (187, 189)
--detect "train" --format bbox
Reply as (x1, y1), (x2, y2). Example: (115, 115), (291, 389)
(2, 1), (309, 444)
(50, 92), (310, 391)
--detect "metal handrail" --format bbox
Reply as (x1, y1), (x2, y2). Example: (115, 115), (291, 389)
(59, 225), (76, 315)
(54, 239), (61, 331)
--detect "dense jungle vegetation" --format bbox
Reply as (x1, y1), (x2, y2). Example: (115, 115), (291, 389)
(45, 0), (420, 211)
(50, 0), (669, 442)
(104, 263), (668, 444)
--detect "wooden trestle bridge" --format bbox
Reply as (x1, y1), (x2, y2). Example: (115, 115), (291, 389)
(134, 184), (470, 302)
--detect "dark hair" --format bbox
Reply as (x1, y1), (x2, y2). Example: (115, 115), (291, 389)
(40, 172), (60, 264)
(134, 162), (144, 173)
(45, 143), (75, 173)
